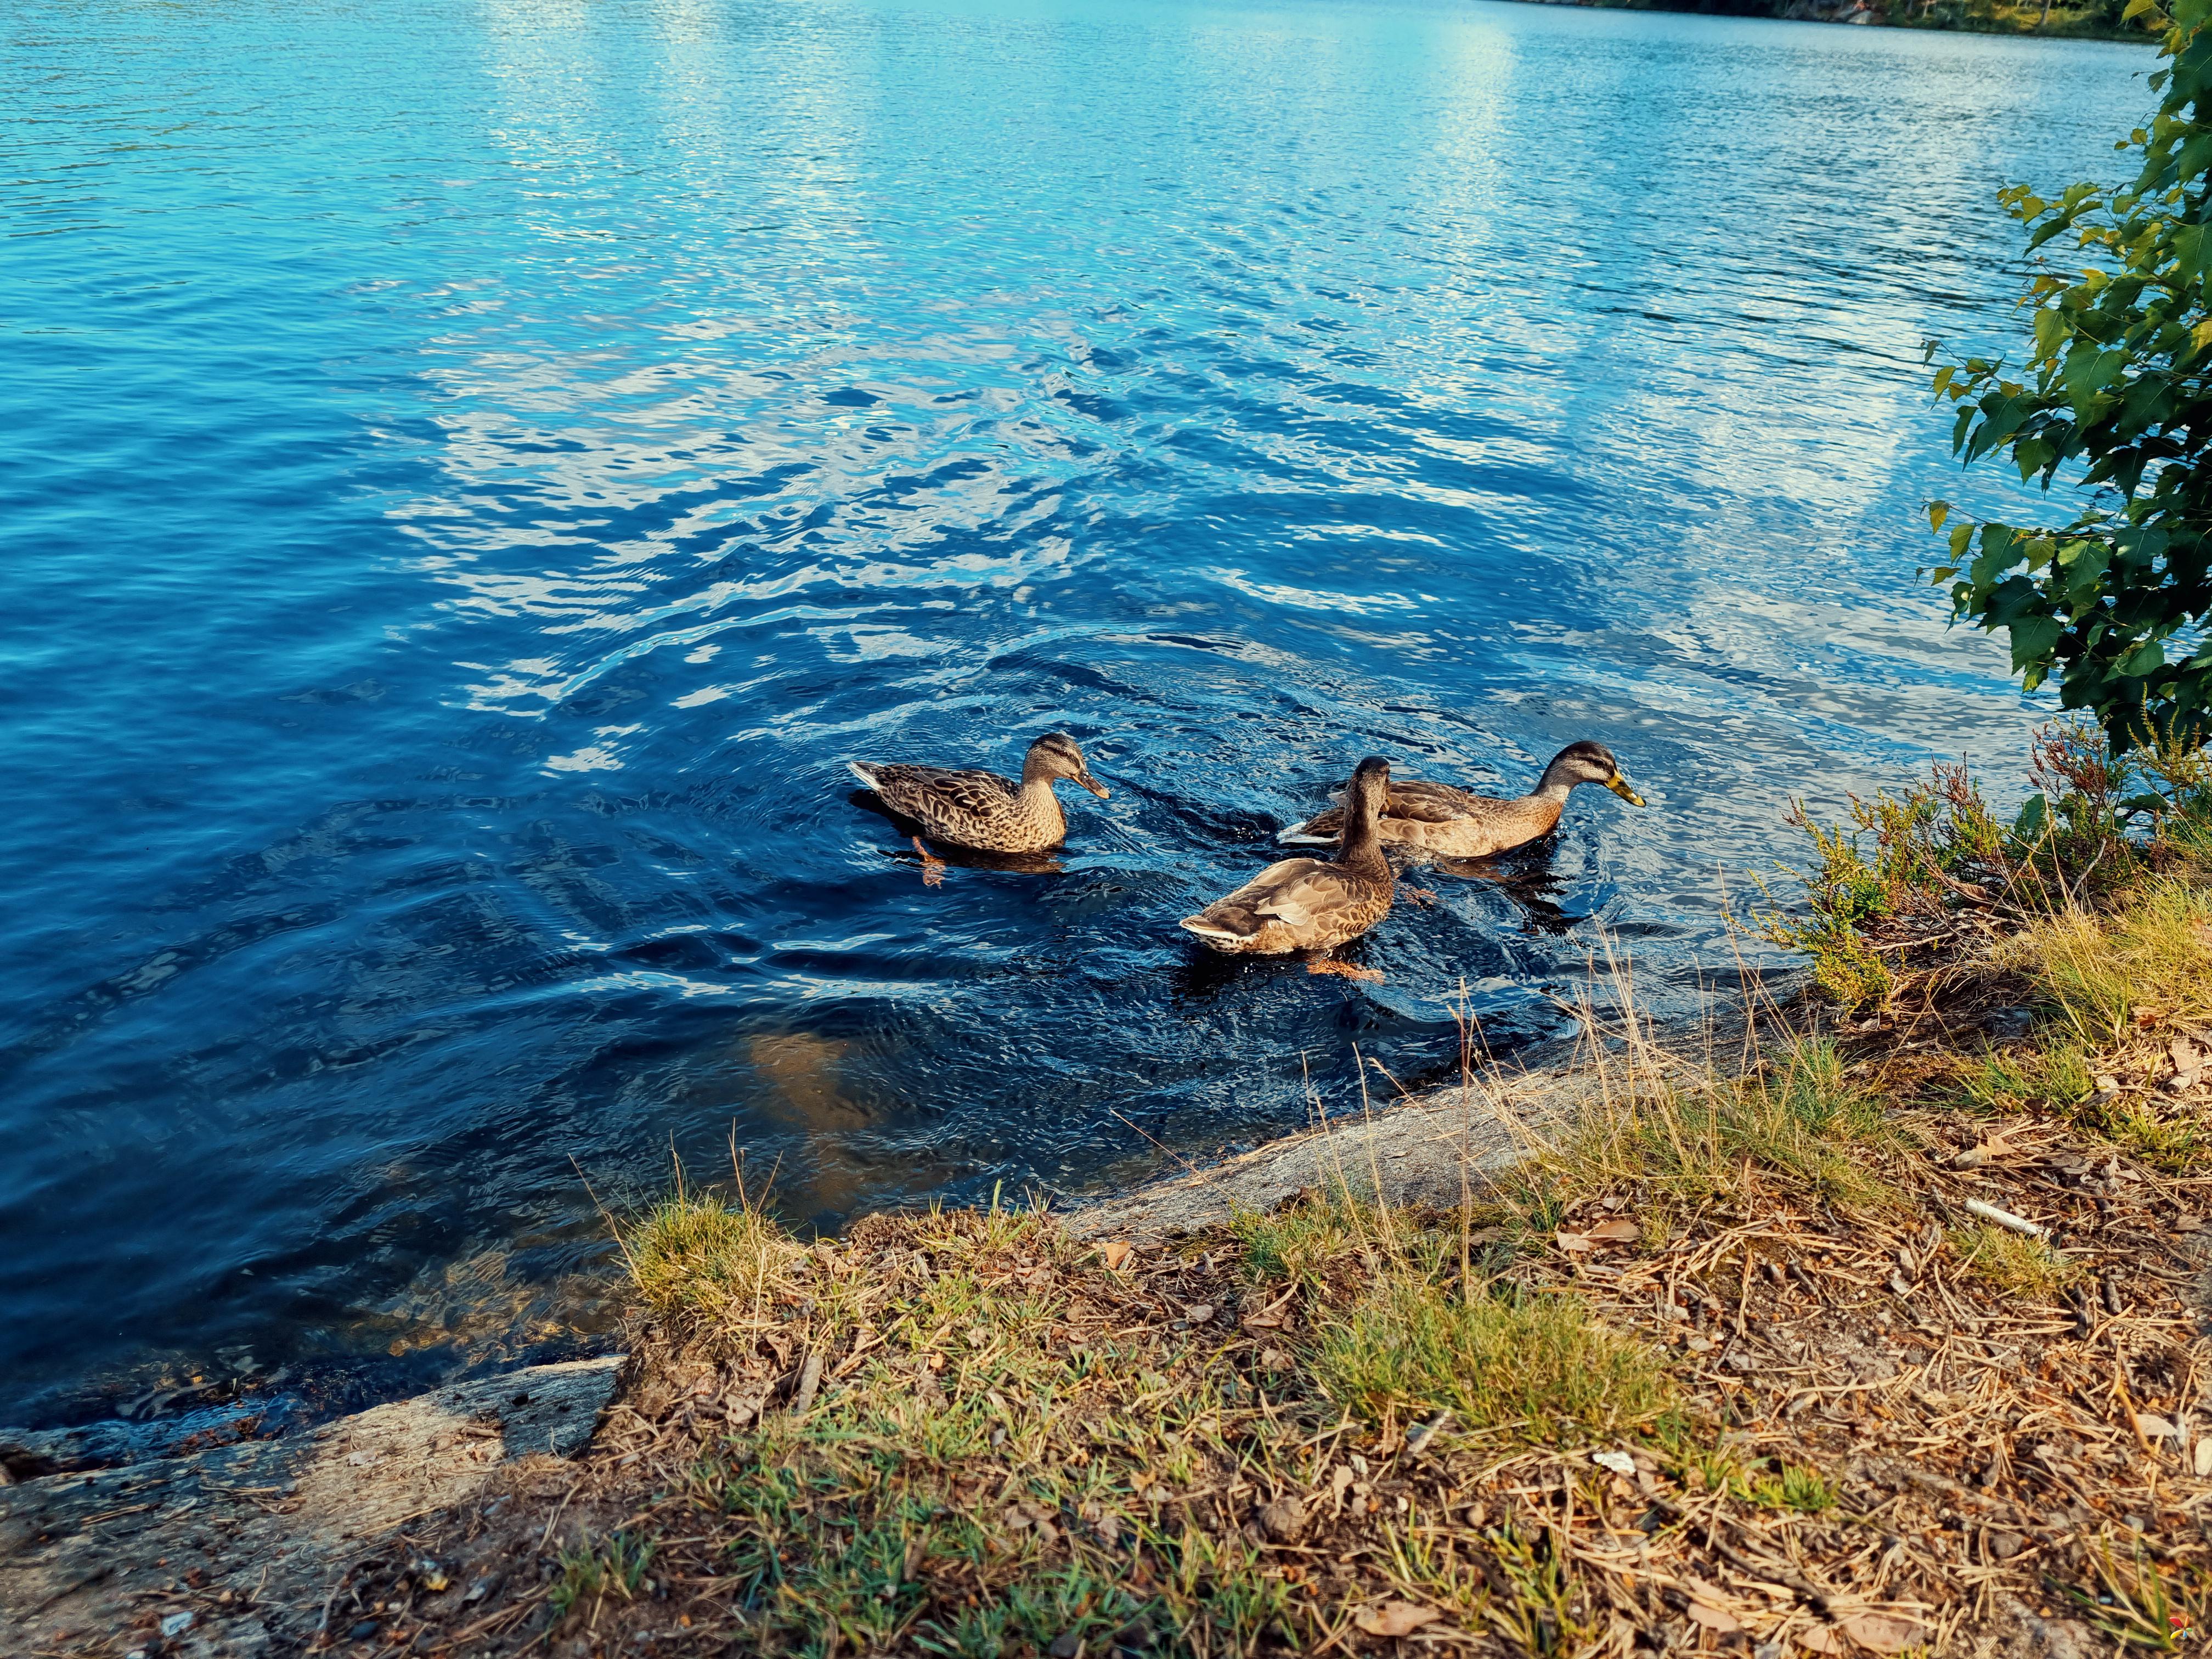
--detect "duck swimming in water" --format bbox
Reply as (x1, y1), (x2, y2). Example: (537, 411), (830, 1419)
(1181, 756), (1396, 961)
(1276, 740), (1643, 860)
(848, 731), (1108, 854)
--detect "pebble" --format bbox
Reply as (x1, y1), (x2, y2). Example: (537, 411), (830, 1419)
(1049, 1635), (1082, 1659)
(1988, 1531), (2023, 1559)
(1257, 1494), (1306, 1539)
(350, 1620), (381, 1641)
(159, 1611), (194, 1639)
(1184, 1304), (1215, 1323)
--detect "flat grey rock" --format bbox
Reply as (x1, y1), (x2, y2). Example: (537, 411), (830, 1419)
(1066, 1056), (1602, 1240)
(0, 1354), (620, 1658)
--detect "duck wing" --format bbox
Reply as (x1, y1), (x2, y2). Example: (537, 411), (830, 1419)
(862, 765), (1019, 826)
(1279, 778), (1496, 844)
(1182, 858), (1388, 949)
(1380, 780), (1494, 823)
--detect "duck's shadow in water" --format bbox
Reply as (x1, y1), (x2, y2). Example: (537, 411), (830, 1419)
(1170, 938), (1386, 1001)
(847, 790), (1066, 878)
(1412, 843), (1582, 938)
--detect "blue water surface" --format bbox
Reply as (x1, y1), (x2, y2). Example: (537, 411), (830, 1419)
(0, 0), (2151, 1414)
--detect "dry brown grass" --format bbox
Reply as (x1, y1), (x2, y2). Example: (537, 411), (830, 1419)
(325, 774), (2212, 1657)
(344, 1076), (2211, 1659)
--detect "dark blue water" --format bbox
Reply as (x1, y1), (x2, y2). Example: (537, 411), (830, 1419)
(0, 0), (2149, 1416)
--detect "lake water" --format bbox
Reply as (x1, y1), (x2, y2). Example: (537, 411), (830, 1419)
(0, 0), (2150, 1419)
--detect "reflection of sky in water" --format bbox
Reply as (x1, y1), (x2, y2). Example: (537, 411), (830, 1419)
(0, 0), (2154, 1414)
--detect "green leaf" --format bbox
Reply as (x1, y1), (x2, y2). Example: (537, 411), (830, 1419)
(2117, 639), (2167, 676)
(1928, 501), (1950, 533)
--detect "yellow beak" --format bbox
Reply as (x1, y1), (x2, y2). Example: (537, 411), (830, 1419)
(1605, 774), (1645, 807)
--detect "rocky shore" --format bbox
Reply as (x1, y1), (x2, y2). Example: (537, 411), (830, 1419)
(2, 1357), (622, 1657)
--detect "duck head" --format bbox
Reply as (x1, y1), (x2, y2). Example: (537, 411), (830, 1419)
(1345, 754), (1393, 815)
(1023, 731), (1110, 798)
(1541, 741), (1644, 806)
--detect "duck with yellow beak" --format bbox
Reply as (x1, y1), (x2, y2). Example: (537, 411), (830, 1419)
(1276, 740), (1644, 860)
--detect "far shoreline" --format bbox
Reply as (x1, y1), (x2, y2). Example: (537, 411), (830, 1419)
(1505, 0), (2154, 44)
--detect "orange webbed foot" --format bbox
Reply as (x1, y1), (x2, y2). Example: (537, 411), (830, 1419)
(913, 836), (946, 888)
(1306, 958), (1384, 983)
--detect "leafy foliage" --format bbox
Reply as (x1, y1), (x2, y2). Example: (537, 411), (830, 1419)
(1928, 0), (2212, 750)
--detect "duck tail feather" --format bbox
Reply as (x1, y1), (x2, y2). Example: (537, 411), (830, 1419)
(1180, 914), (1244, 940)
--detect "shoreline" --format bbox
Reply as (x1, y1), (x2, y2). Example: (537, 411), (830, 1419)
(1512, 0), (2152, 43)
(13, 738), (2212, 1653)
(0, 1022), (1716, 1655)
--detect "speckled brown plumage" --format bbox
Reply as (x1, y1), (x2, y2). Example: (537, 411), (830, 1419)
(1181, 757), (1395, 956)
(849, 732), (1108, 854)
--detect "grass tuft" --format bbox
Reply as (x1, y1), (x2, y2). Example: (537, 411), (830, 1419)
(1542, 1037), (1898, 1219)
(624, 1190), (800, 1323)
(1949, 1222), (2084, 1299)
(1314, 1278), (1674, 1446)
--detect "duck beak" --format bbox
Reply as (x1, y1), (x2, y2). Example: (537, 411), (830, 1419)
(1605, 773), (1645, 807)
(1077, 771), (1110, 800)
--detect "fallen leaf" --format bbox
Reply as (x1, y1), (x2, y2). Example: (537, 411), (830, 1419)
(1241, 1310), (1282, 1329)
(1796, 1629), (1846, 1655)
(1353, 1602), (1441, 1638)
(1099, 1240), (1132, 1270)
(1684, 1600), (1739, 1634)
(1587, 1218), (1641, 1243)
(1555, 1232), (1595, 1253)
(1184, 1304), (1215, 1323)
(2133, 1412), (2179, 1440)
(1840, 1612), (1922, 1654)
(1590, 1450), (1638, 1477)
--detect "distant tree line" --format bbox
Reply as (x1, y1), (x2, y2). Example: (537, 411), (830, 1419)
(1539, 0), (2147, 38)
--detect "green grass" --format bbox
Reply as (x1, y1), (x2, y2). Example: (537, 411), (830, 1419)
(1313, 1278), (1675, 1446)
(623, 1188), (799, 1325)
(1949, 1222), (2084, 1299)
(549, 1531), (654, 1622)
(1538, 1038), (1900, 1220)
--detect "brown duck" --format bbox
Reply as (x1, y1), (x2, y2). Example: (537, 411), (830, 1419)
(848, 731), (1108, 854)
(1276, 740), (1643, 859)
(1181, 756), (1396, 960)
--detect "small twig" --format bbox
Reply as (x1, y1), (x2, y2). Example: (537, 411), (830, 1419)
(1965, 1199), (2049, 1239)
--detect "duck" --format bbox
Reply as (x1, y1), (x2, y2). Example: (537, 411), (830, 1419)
(1181, 756), (1396, 962)
(848, 731), (1108, 854)
(1275, 740), (1643, 859)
